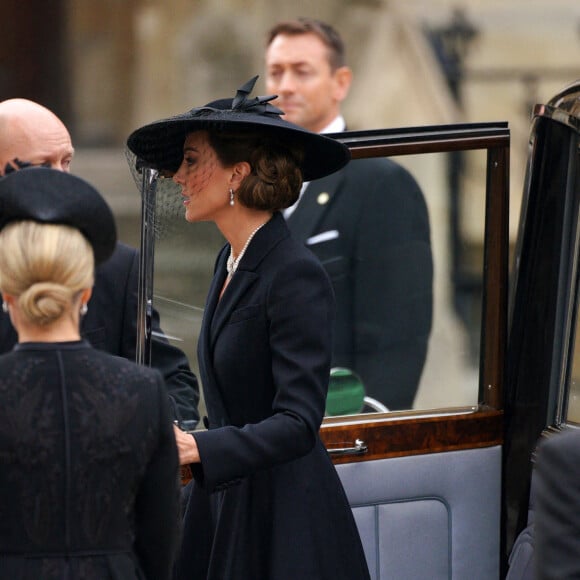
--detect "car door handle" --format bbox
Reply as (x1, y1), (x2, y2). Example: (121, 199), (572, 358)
(327, 438), (368, 457)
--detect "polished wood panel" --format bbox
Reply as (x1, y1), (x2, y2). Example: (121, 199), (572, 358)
(481, 146), (510, 409)
(337, 122), (510, 158)
(321, 408), (503, 464)
(181, 465), (193, 486)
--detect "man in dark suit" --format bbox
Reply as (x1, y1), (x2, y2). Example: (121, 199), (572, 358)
(0, 97), (200, 425)
(534, 428), (580, 579)
(265, 18), (433, 410)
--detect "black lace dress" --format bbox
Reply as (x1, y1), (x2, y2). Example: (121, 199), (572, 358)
(0, 340), (180, 580)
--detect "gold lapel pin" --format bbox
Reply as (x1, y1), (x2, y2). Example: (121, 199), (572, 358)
(317, 192), (330, 205)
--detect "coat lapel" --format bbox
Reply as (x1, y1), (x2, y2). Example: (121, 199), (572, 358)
(198, 246), (234, 426)
(286, 168), (345, 243)
(205, 213), (289, 350)
(197, 214), (291, 427)
(209, 270), (258, 348)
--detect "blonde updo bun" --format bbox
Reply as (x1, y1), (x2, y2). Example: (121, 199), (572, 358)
(0, 221), (94, 326)
(17, 283), (76, 326)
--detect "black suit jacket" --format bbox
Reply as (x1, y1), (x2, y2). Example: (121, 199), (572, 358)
(535, 428), (580, 579)
(287, 157), (433, 409)
(0, 242), (200, 424)
(0, 340), (180, 579)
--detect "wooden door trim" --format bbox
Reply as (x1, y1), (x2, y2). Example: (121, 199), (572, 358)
(321, 407), (503, 464)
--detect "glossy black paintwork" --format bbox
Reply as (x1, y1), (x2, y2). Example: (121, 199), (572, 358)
(504, 112), (580, 557)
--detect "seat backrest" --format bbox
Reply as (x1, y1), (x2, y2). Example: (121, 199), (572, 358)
(337, 445), (501, 580)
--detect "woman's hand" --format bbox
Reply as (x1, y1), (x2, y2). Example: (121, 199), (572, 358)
(173, 424), (200, 465)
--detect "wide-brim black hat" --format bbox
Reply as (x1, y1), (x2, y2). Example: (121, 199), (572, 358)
(0, 167), (117, 265)
(126, 76), (350, 181)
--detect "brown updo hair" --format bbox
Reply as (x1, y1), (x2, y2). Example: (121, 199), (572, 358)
(207, 129), (304, 211)
(0, 220), (94, 326)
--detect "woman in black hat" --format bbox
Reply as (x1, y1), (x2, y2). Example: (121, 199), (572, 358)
(0, 167), (180, 580)
(128, 76), (370, 580)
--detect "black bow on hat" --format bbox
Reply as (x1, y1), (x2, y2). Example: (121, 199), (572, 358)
(126, 75), (350, 181)
(0, 167), (117, 265)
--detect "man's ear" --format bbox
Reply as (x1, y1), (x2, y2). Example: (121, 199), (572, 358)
(332, 66), (353, 103)
(230, 161), (251, 189)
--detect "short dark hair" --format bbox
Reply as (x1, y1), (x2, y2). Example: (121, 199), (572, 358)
(266, 17), (346, 71)
(208, 130), (304, 212)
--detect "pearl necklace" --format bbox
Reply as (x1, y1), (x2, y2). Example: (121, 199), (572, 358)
(226, 222), (267, 277)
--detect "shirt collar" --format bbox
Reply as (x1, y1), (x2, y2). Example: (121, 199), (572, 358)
(283, 115), (345, 219)
(320, 115), (346, 134)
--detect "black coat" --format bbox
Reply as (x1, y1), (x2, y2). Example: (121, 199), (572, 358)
(0, 242), (200, 425)
(175, 213), (370, 580)
(0, 340), (180, 579)
(287, 157), (433, 410)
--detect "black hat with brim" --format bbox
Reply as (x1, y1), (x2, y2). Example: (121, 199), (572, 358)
(0, 167), (117, 265)
(126, 76), (351, 182)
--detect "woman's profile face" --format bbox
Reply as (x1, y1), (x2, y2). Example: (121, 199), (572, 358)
(172, 130), (233, 223)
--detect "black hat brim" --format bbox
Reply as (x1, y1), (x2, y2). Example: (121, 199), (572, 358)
(0, 167), (117, 265)
(127, 103), (351, 182)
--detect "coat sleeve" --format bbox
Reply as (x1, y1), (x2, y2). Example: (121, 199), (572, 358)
(133, 372), (181, 580)
(191, 255), (335, 491)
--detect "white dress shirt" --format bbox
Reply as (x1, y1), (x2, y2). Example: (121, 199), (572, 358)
(283, 116), (346, 218)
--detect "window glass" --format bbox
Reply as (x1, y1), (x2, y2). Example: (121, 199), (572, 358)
(150, 181), (225, 421)
(394, 151), (484, 412)
(145, 149), (487, 420)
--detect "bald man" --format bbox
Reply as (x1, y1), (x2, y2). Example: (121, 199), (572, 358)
(0, 98), (200, 426)
(0, 99), (74, 173)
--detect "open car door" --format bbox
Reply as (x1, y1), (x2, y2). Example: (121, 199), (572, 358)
(319, 124), (509, 580)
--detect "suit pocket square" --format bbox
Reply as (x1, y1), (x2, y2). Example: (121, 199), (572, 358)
(306, 230), (339, 245)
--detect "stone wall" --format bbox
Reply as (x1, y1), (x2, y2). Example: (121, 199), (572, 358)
(67, 0), (580, 237)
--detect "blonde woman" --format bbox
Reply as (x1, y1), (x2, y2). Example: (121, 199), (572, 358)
(0, 167), (179, 580)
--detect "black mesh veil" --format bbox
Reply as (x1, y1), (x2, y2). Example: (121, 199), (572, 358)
(125, 147), (190, 242)
(124, 146), (221, 378)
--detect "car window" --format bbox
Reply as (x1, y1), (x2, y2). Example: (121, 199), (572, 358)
(135, 123), (509, 422)
(392, 151), (486, 413)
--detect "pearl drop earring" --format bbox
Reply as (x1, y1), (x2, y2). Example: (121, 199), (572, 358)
(229, 188), (235, 206)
